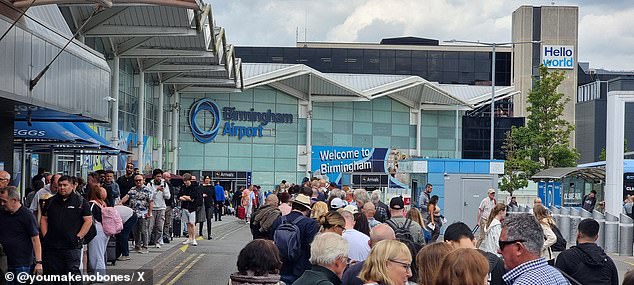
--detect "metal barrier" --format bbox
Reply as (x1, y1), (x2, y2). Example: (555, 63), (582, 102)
(559, 207), (571, 243)
(569, 208), (581, 247)
(605, 213), (619, 253)
(593, 210), (606, 249)
(619, 213), (633, 256)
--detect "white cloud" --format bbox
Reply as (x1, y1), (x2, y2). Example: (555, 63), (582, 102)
(211, 0), (634, 70)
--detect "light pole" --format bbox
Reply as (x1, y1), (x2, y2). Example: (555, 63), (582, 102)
(444, 39), (540, 160)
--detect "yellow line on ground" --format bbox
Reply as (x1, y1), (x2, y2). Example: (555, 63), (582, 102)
(152, 247), (184, 270)
(179, 244), (189, 252)
(165, 254), (205, 285)
(625, 261), (634, 266)
(155, 254), (196, 285)
(196, 236), (203, 240)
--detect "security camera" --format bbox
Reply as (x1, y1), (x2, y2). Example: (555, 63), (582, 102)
(103, 96), (117, 102)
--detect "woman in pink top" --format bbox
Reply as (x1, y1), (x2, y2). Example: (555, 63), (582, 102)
(277, 192), (292, 216)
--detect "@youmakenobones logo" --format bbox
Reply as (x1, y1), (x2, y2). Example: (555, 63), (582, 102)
(189, 99), (220, 143)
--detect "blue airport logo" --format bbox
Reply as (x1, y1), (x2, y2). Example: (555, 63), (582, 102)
(189, 99), (221, 143)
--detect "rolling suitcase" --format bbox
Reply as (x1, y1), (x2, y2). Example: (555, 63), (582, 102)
(237, 206), (246, 220)
(106, 236), (117, 265)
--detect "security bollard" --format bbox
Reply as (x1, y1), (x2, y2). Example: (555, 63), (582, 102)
(619, 213), (633, 256)
(605, 213), (619, 253)
(559, 207), (571, 243)
(593, 210), (606, 250)
(569, 208), (581, 247)
(580, 208), (592, 219)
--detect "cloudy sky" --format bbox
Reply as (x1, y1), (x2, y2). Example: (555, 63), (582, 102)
(211, 0), (634, 71)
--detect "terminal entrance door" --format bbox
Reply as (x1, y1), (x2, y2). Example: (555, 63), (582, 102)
(201, 170), (251, 192)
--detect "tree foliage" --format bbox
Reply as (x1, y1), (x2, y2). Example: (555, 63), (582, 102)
(499, 65), (579, 195)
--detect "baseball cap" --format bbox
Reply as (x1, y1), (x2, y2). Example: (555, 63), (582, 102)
(343, 205), (359, 214)
(487, 188), (496, 194)
(390, 196), (404, 210)
(330, 198), (346, 210)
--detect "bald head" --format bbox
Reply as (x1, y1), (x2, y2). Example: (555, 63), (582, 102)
(369, 224), (396, 247)
(0, 171), (10, 188)
(163, 172), (171, 181)
(265, 194), (279, 207)
(340, 210), (355, 229)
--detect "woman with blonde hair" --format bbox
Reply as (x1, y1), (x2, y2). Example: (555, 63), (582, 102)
(318, 211), (346, 235)
(533, 204), (557, 264)
(310, 201), (328, 220)
(416, 242), (454, 285)
(433, 248), (489, 285)
(359, 240), (412, 285)
(478, 203), (506, 256)
(406, 207), (430, 242)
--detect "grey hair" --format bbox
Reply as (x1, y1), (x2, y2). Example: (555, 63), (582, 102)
(502, 213), (544, 255)
(329, 189), (346, 200)
(4, 186), (20, 200)
(371, 189), (381, 204)
(310, 232), (349, 266)
(354, 188), (370, 205)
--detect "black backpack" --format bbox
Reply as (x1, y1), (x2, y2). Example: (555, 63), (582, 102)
(550, 223), (567, 252)
(273, 215), (304, 262)
(386, 218), (415, 242)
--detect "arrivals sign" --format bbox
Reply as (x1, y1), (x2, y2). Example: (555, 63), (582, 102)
(189, 99), (294, 143)
(542, 45), (574, 69)
(311, 146), (408, 188)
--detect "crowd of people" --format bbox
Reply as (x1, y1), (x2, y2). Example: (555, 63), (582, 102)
(0, 165), (230, 284)
(229, 177), (629, 285)
(1, 168), (633, 285)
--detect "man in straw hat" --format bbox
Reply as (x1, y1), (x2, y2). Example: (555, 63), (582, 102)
(269, 194), (320, 284)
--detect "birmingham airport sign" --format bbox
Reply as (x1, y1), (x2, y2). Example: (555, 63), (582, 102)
(542, 45), (574, 69)
(189, 99), (293, 143)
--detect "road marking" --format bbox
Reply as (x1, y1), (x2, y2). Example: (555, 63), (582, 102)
(196, 236), (203, 240)
(166, 254), (205, 285)
(179, 244), (189, 252)
(625, 261), (634, 266)
(216, 224), (246, 240)
(153, 246), (185, 270)
(155, 254), (196, 285)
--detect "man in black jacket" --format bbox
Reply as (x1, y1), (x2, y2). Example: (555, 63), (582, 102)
(555, 218), (618, 285)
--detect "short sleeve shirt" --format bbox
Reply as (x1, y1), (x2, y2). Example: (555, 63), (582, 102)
(41, 193), (91, 249)
(479, 197), (497, 220)
(126, 186), (153, 218)
(0, 206), (39, 266)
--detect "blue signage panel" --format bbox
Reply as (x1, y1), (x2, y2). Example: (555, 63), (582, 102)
(311, 146), (407, 188)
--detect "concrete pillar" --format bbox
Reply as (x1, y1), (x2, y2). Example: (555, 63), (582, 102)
(305, 74), (312, 178)
(137, 71), (145, 173)
(606, 92), (634, 216)
(157, 82), (164, 169)
(172, 91), (180, 173)
(110, 56), (120, 173)
(416, 110), (421, 157)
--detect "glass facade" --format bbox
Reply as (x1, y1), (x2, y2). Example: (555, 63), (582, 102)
(420, 110), (462, 158)
(178, 86), (463, 190)
(236, 47), (512, 86)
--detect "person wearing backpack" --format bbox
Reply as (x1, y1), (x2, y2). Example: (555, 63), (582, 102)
(269, 194), (320, 285)
(385, 196), (425, 246)
(533, 205), (557, 265)
(555, 218), (618, 285)
(87, 186), (110, 276)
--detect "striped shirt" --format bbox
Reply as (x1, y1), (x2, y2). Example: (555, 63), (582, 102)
(503, 258), (570, 285)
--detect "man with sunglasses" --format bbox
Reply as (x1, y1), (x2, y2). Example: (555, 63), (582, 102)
(499, 214), (570, 285)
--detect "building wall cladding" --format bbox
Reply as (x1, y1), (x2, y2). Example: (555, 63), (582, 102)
(512, 6), (579, 146)
(177, 86), (461, 189)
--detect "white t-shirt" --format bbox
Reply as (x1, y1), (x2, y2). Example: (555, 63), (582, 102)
(342, 229), (370, 262)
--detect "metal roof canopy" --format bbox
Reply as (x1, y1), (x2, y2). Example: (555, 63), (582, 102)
(211, 63), (470, 107)
(531, 167), (606, 182)
(437, 84), (519, 109)
(60, 1), (242, 91)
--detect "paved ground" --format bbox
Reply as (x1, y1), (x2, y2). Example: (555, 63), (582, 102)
(106, 216), (251, 285)
(106, 215), (634, 284)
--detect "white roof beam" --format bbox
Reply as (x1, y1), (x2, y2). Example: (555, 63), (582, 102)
(145, 64), (225, 73)
(178, 86), (241, 93)
(116, 36), (153, 55)
(164, 77), (235, 85)
(119, 48), (214, 58)
(311, 95), (369, 102)
(81, 6), (128, 34)
(85, 26), (197, 37)
(141, 58), (169, 70)
(269, 82), (308, 101)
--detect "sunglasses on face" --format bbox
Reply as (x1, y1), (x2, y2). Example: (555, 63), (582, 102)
(135, 179), (143, 182)
(499, 239), (526, 250)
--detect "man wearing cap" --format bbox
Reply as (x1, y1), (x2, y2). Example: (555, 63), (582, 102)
(330, 197), (347, 211)
(477, 188), (497, 247)
(385, 196), (425, 245)
(269, 194), (320, 284)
